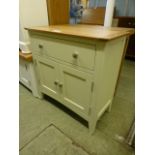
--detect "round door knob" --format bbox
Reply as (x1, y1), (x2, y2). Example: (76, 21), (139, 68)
(72, 52), (79, 59)
(59, 83), (63, 88)
(54, 80), (58, 85)
(38, 44), (43, 48)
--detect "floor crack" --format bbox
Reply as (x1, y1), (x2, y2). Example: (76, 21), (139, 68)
(20, 122), (92, 154)
(19, 123), (53, 151)
(51, 124), (93, 155)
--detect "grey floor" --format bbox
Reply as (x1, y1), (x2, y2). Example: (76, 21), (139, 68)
(19, 60), (135, 155)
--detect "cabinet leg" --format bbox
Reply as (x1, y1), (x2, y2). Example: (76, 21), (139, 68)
(32, 87), (43, 99)
(89, 119), (97, 135)
(106, 99), (113, 112)
(31, 86), (43, 99)
(37, 92), (43, 99)
(107, 104), (112, 112)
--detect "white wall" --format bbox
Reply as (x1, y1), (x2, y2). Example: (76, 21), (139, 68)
(19, 0), (49, 53)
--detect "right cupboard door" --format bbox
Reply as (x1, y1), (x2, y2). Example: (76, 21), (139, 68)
(60, 65), (93, 118)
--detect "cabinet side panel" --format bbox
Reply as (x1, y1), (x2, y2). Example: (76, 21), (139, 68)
(94, 37), (126, 118)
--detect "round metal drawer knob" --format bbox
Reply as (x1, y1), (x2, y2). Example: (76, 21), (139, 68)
(72, 52), (79, 59)
(38, 44), (43, 48)
(54, 80), (58, 85)
(59, 83), (63, 88)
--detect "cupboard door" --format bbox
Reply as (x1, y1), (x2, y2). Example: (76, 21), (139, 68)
(60, 65), (93, 118)
(37, 57), (59, 100)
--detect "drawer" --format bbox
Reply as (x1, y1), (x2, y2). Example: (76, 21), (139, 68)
(30, 36), (96, 70)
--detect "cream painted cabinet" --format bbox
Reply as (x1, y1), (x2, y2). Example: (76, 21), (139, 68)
(27, 25), (133, 134)
(30, 33), (126, 134)
(19, 56), (40, 98)
(19, 58), (32, 89)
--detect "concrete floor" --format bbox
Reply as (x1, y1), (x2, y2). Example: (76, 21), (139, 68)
(19, 60), (135, 155)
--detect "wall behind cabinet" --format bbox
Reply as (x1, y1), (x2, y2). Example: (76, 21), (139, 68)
(89, 0), (135, 17)
(19, 0), (48, 52)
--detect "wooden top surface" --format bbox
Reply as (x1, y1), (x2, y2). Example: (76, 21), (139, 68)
(19, 52), (32, 62)
(26, 24), (134, 41)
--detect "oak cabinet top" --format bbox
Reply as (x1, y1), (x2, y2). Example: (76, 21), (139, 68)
(26, 24), (134, 41)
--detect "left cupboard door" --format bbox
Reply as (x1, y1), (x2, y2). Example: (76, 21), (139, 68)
(37, 57), (60, 101)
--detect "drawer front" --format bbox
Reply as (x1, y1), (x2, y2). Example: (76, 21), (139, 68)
(31, 36), (96, 70)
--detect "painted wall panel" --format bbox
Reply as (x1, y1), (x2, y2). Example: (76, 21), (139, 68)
(19, 0), (48, 52)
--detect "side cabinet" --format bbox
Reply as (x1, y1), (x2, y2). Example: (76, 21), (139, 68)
(19, 55), (40, 98)
(29, 31), (126, 134)
(19, 58), (32, 90)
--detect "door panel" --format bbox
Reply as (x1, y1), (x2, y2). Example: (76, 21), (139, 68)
(37, 57), (59, 100)
(60, 65), (93, 117)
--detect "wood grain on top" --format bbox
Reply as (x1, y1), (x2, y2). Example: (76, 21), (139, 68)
(26, 24), (134, 40)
